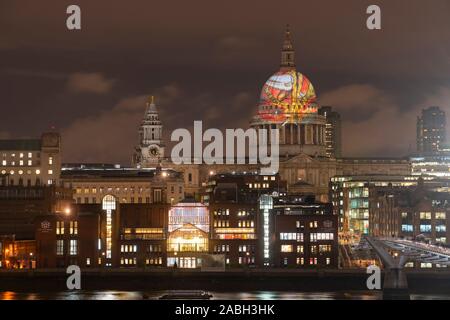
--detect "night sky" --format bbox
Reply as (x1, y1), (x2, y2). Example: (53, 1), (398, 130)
(1, 0), (450, 164)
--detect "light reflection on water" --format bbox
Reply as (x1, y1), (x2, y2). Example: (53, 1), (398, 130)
(0, 290), (449, 300)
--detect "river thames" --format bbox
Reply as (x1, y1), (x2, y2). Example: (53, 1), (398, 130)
(1, 290), (449, 300)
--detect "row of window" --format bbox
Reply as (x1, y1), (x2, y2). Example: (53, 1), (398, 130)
(310, 233), (334, 241)
(238, 245), (255, 253)
(401, 224), (446, 233)
(237, 210), (253, 217)
(214, 220), (230, 227)
(118, 257), (165, 266)
(1, 178), (54, 186)
(120, 245), (137, 253)
(238, 220), (254, 228)
(2, 152), (35, 158)
(56, 221), (78, 235)
(1, 169), (52, 175)
(284, 257), (332, 266)
(56, 239), (78, 256)
(402, 212), (447, 220)
(2, 160), (34, 166)
(281, 244), (332, 254)
(75, 196), (164, 204)
(76, 187), (149, 194)
(248, 183), (271, 189)
(213, 209), (230, 216)
(280, 233), (304, 241)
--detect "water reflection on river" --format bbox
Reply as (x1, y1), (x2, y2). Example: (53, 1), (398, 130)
(0, 290), (449, 300)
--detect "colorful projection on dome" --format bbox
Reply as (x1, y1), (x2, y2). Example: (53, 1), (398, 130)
(257, 70), (318, 123)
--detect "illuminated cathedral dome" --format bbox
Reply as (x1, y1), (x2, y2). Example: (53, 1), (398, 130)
(250, 25), (327, 158)
(258, 70), (318, 119)
(254, 25), (318, 124)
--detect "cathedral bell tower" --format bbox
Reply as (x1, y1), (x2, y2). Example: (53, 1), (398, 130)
(133, 96), (165, 168)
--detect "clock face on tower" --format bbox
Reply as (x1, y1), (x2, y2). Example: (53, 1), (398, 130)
(149, 146), (159, 156)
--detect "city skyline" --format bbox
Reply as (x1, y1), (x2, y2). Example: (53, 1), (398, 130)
(2, 0), (450, 165)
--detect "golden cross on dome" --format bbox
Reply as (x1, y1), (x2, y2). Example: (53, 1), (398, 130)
(148, 95), (155, 104)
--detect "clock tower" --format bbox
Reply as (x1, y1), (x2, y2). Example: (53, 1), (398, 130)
(133, 96), (165, 168)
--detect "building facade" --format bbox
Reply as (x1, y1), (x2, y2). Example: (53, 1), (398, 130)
(269, 195), (338, 268)
(61, 164), (184, 205)
(0, 132), (61, 187)
(206, 173), (287, 267)
(0, 185), (73, 240)
(369, 182), (450, 245)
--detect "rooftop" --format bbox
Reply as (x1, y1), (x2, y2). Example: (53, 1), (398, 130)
(0, 139), (41, 151)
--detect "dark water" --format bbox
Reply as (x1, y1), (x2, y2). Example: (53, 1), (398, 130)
(0, 291), (449, 300)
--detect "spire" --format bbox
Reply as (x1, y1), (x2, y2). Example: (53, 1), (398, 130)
(147, 95), (155, 106)
(280, 24), (295, 69)
(146, 95), (157, 113)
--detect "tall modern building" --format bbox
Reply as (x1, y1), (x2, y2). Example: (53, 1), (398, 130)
(417, 106), (446, 154)
(318, 106), (342, 158)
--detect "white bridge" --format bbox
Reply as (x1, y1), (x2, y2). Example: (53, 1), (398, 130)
(373, 238), (450, 266)
(364, 237), (450, 298)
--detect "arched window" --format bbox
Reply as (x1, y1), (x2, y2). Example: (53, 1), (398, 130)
(102, 195), (116, 211)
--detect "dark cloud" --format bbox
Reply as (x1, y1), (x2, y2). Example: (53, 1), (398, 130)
(66, 72), (116, 94)
(1, 0), (450, 163)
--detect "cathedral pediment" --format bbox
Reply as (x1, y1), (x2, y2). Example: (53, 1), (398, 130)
(281, 153), (314, 164)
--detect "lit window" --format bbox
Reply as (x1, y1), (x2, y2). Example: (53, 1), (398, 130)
(56, 240), (64, 255)
(436, 212), (446, 219)
(48, 169), (53, 175)
(56, 221), (65, 235)
(48, 157), (53, 165)
(28, 152), (32, 158)
(70, 221), (78, 235)
(401, 224), (413, 232)
(19, 153), (24, 158)
(281, 245), (293, 252)
(1, 160), (6, 166)
(28, 160), (32, 166)
(69, 240), (78, 255)
(419, 212), (432, 220)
